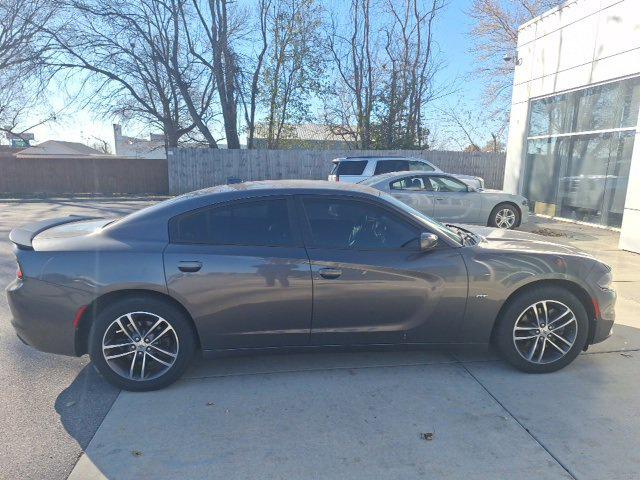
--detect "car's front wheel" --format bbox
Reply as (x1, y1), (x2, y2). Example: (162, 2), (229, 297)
(88, 296), (196, 391)
(489, 203), (520, 229)
(494, 286), (589, 373)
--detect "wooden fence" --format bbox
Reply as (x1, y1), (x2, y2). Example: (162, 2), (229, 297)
(168, 149), (506, 195)
(0, 155), (168, 195)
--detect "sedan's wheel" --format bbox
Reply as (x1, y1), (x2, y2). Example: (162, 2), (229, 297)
(489, 203), (520, 229)
(494, 286), (589, 373)
(102, 312), (179, 381)
(512, 301), (577, 364)
(89, 296), (196, 391)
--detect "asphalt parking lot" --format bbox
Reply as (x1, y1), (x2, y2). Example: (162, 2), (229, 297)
(1, 199), (640, 480)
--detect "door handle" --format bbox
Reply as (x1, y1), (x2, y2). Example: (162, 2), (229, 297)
(435, 197), (445, 201)
(178, 261), (202, 273)
(319, 267), (342, 279)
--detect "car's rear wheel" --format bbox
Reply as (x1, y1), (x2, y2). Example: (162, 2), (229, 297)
(88, 296), (196, 391)
(494, 286), (589, 373)
(489, 203), (520, 229)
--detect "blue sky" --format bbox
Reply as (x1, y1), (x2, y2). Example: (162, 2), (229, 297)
(30, 0), (486, 149)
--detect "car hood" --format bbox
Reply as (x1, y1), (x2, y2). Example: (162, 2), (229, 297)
(459, 224), (595, 258)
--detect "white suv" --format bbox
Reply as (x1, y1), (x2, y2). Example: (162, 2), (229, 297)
(328, 156), (485, 190)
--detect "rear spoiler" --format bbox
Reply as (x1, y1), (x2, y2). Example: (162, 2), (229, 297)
(9, 215), (99, 250)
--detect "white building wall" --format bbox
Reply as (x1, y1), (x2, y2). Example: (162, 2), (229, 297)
(504, 0), (640, 252)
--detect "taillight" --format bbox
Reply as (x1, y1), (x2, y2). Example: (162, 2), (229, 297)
(17, 266), (23, 280)
(335, 175), (339, 182)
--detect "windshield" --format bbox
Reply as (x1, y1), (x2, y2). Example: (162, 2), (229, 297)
(379, 192), (463, 245)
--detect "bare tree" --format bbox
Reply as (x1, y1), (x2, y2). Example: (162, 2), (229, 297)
(375, 0), (446, 149)
(468, 0), (561, 117)
(180, 0), (244, 148)
(90, 135), (112, 154)
(44, 0), (217, 149)
(238, 0), (271, 149)
(261, 0), (325, 149)
(0, 0), (56, 138)
(324, 0), (376, 149)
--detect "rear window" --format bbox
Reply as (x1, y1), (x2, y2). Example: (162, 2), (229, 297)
(170, 198), (293, 246)
(332, 161), (368, 176)
(374, 160), (410, 175)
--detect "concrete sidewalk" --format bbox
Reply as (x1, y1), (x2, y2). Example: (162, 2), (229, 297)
(68, 349), (640, 480)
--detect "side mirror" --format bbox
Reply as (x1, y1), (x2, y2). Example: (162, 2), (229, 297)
(466, 185), (476, 192)
(420, 232), (438, 251)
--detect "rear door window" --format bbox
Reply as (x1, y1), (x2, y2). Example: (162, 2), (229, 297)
(409, 160), (434, 172)
(374, 160), (410, 175)
(333, 161), (368, 176)
(170, 198), (293, 246)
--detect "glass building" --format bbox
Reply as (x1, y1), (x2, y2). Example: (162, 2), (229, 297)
(523, 77), (640, 228)
(504, 0), (640, 252)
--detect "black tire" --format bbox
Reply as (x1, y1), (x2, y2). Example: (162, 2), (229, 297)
(88, 296), (196, 391)
(488, 203), (520, 229)
(494, 286), (589, 373)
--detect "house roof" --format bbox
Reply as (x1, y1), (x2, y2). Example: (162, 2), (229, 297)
(17, 140), (105, 158)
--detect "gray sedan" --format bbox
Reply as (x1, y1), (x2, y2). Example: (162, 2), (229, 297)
(361, 171), (529, 229)
(7, 180), (614, 391)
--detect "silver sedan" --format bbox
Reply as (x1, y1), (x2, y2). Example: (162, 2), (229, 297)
(361, 171), (530, 229)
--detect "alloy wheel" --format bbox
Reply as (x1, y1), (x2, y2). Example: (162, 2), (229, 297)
(512, 300), (578, 365)
(495, 208), (516, 229)
(102, 311), (179, 381)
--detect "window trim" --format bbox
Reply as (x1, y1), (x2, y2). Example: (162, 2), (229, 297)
(426, 175), (469, 193)
(168, 195), (302, 247)
(389, 175), (433, 192)
(295, 193), (442, 252)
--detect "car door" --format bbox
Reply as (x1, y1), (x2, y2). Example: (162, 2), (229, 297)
(427, 175), (481, 224)
(387, 174), (435, 217)
(163, 196), (313, 350)
(298, 195), (468, 346)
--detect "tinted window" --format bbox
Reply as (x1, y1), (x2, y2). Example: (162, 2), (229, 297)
(427, 176), (468, 193)
(302, 197), (417, 250)
(409, 160), (434, 171)
(334, 161), (367, 176)
(171, 198), (293, 246)
(390, 176), (430, 191)
(374, 159), (410, 175)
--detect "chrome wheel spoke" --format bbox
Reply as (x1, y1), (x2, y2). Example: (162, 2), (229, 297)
(115, 319), (135, 342)
(149, 325), (172, 345)
(550, 317), (575, 332)
(149, 344), (177, 357)
(105, 350), (135, 360)
(549, 331), (572, 347)
(103, 342), (134, 350)
(129, 352), (137, 379)
(146, 351), (172, 367)
(548, 309), (572, 327)
(125, 313), (143, 339)
(515, 333), (538, 340)
(546, 337), (567, 355)
(141, 352), (147, 380)
(527, 336), (540, 360)
(537, 338), (547, 363)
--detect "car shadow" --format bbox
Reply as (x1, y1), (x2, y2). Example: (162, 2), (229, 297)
(54, 363), (120, 451)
